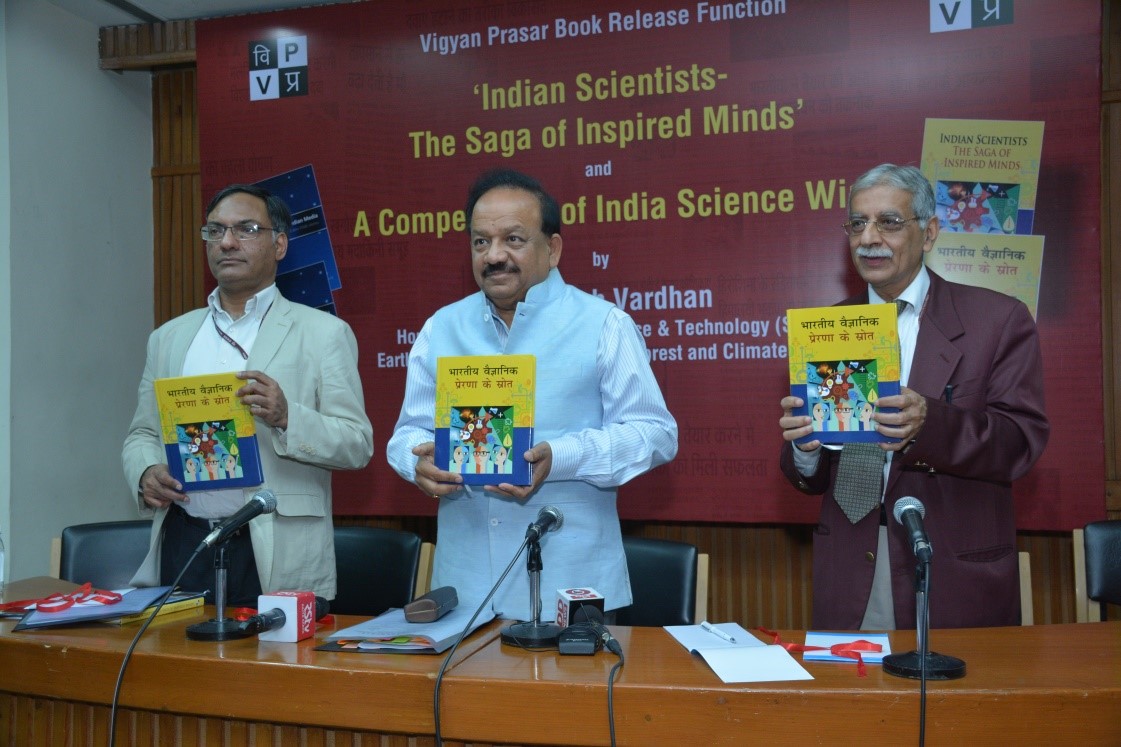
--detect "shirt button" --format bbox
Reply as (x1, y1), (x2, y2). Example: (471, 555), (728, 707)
(865, 552), (875, 563)
(490, 518), (499, 527)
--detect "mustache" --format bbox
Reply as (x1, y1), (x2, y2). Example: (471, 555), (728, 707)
(482, 263), (518, 277)
(855, 246), (893, 259)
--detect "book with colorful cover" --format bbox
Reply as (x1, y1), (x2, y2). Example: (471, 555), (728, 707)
(921, 118), (1044, 235)
(433, 355), (535, 486)
(786, 304), (901, 445)
(154, 373), (264, 491)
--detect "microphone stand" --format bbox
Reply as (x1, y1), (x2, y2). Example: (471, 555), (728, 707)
(883, 559), (966, 680)
(501, 536), (562, 648)
(186, 541), (253, 641)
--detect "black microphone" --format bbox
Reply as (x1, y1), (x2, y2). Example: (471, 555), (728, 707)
(525, 505), (564, 542)
(893, 496), (932, 563)
(196, 489), (278, 551)
(238, 596), (330, 635)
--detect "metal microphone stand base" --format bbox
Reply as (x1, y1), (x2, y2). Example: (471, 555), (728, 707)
(186, 618), (253, 641)
(185, 541), (253, 641)
(501, 620), (562, 648)
(883, 651), (966, 680)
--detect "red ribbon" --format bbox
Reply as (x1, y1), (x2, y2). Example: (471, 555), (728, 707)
(757, 627), (882, 677)
(21, 582), (125, 614)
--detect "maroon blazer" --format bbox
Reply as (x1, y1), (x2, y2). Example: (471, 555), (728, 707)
(780, 271), (1049, 630)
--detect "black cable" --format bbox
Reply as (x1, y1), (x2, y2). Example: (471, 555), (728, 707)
(918, 564), (930, 747)
(433, 534), (530, 747)
(596, 621), (624, 747)
(108, 548), (199, 747)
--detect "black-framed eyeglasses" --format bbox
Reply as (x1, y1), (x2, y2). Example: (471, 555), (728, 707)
(841, 216), (922, 237)
(201, 221), (277, 242)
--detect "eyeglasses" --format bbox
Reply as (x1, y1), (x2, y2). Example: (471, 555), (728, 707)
(841, 216), (921, 237)
(201, 221), (277, 242)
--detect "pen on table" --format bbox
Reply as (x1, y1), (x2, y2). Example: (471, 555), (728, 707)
(700, 621), (737, 644)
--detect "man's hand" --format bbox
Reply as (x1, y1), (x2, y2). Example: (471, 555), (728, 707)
(412, 441), (463, 498)
(779, 396), (821, 451)
(237, 369), (289, 430)
(487, 442), (552, 501)
(872, 387), (927, 452)
(139, 464), (187, 509)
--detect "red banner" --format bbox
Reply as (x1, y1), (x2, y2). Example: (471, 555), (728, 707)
(197, 0), (1102, 529)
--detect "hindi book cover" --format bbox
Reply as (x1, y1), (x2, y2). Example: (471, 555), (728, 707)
(786, 304), (901, 445)
(433, 355), (535, 486)
(154, 373), (264, 491)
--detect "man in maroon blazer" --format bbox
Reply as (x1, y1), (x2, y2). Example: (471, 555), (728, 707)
(779, 164), (1049, 630)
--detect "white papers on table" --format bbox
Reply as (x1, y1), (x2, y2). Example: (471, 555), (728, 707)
(664, 622), (813, 684)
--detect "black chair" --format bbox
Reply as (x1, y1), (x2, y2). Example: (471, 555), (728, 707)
(1084, 520), (1121, 620)
(59, 520), (152, 590)
(615, 536), (700, 627)
(332, 526), (423, 616)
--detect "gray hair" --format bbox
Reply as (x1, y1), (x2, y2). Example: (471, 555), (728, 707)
(849, 164), (936, 222)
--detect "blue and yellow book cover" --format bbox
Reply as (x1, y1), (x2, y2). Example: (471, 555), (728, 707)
(154, 373), (264, 491)
(786, 304), (901, 445)
(434, 355), (535, 486)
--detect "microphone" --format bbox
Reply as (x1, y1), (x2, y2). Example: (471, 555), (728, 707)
(525, 505), (564, 542)
(239, 596), (329, 635)
(894, 496), (932, 563)
(196, 489), (278, 551)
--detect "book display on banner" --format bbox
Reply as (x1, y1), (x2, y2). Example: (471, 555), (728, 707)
(433, 355), (535, 486)
(785, 304), (901, 445)
(154, 373), (263, 491)
(922, 118), (1046, 319)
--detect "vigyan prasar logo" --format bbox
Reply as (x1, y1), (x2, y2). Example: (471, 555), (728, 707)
(248, 36), (308, 101)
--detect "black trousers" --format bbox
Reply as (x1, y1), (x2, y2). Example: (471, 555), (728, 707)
(160, 502), (263, 607)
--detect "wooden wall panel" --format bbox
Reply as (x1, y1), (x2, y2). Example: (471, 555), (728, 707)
(152, 69), (204, 325)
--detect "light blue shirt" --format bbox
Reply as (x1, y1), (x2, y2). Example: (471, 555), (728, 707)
(387, 269), (678, 619)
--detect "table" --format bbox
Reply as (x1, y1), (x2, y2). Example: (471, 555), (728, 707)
(1, 585), (1118, 746)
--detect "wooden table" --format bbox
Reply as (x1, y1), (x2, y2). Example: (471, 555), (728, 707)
(1, 589), (1118, 746)
(442, 623), (1121, 746)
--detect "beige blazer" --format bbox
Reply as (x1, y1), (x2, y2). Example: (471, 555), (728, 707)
(122, 294), (373, 598)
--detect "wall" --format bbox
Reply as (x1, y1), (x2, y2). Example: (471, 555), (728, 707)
(2, 0), (153, 580)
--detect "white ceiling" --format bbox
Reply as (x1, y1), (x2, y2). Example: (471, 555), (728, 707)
(49, 0), (355, 27)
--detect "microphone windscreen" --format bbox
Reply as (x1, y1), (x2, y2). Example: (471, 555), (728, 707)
(556, 587), (605, 628)
(257, 591), (318, 642)
(893, 495), (925, 524)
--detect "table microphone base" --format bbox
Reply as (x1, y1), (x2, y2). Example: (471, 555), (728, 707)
(883, 650), (966, 680)
(186, 617), (253, 641)
(501, 621), (561, 649)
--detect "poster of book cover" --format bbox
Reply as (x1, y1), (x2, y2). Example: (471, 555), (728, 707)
(433, 355), (535, 486)
(927, 234), (1044, 318)
(786, 304), (901, 445)
(154, 373), (264, 491)
(921, 119), (1044, 235)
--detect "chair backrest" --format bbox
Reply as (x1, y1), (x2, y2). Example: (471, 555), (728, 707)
(59, 521), (152, 590)
(332, 526), (422, 617)
(1083, 520), (1121, 615)
(615, 536), (700, 627)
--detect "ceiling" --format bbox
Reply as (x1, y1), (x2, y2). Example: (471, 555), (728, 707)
(49, 0), (353, 27)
